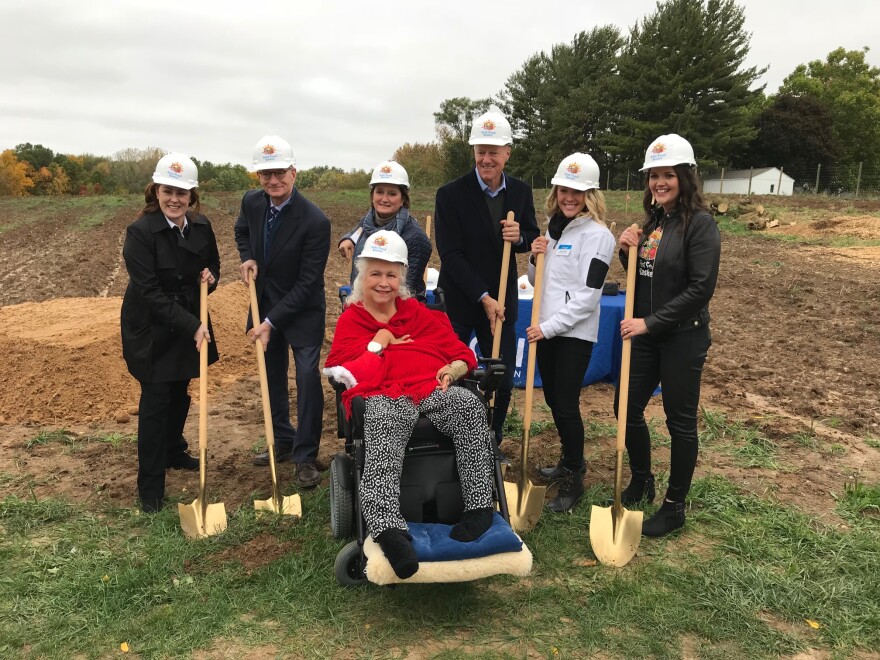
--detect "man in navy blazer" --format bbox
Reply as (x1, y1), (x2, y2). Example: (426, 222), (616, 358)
(234, 135), (331, 487)
(434, 109), (539, 449)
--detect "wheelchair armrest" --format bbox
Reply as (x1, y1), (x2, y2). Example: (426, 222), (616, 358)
(473, 358), (506, 395)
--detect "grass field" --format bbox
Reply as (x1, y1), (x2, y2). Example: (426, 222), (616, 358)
(2, 412), (879, 659)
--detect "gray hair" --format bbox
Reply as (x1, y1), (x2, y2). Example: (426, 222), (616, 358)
(347, 258), (411, 305)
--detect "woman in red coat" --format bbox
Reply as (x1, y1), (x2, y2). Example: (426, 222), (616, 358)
(324, 231), (495, 579)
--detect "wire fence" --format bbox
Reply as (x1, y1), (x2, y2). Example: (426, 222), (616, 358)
(601, 162), (880, 198)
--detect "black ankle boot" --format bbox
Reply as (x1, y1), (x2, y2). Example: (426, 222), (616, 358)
(642, 500), (685, 537)
(450, 507), (494, 542)
(375, 529), (419, 579)
(547, 468), (585, 513)
(621, 474), (656, 505)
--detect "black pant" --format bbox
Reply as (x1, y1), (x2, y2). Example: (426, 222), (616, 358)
(137, 379), (190, 500)
(614, 326), (711, 502)
(452, 318), (515, 445)
(264, 330), (323, 464)
(536, 336), (594, 472)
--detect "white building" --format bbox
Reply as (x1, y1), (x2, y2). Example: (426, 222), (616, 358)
(703, 167), (795, 196)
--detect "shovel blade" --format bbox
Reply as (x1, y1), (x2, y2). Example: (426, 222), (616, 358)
(589, 504), (643, 567)
(503, 480), (547, 532)
(254, 493), (302, 518)
(178, 500), (228, 539)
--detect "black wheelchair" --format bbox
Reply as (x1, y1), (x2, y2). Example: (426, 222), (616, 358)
(328, 288), (509, 586)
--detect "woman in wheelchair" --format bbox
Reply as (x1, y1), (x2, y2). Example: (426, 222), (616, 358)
(324, 231), (496, 579)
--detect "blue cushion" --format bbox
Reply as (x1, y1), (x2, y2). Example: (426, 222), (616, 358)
(409, 513), (522, 562)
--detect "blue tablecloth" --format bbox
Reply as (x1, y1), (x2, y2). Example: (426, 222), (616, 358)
(467, 293), (625, 388)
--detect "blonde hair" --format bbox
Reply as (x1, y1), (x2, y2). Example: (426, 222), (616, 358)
(347, 258), (411, 305)
(544, 186), (607, 224)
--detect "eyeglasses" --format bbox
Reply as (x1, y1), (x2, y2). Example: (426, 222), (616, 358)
(258, 169), (291, 181)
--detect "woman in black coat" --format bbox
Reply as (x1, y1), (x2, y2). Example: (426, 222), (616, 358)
(121, 153), (220, 513)
(616, 134), (721, 537)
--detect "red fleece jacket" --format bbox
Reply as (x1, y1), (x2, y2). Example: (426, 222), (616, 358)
(325, 297), (477, 415)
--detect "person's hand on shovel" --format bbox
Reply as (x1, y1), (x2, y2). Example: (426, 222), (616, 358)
(338, 239), (355, 260)
(617, 225), (642, 255)
(239, 260), (258, 285)
(249, 321), (272, 352)
(481, 295), (505, 333)
(500, 215), (521, 244)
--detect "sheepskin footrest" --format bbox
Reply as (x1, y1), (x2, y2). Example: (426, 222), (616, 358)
(363, 513), (533, 585)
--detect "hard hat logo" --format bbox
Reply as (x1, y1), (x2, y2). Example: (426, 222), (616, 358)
(566, 162), (581, 175)
(170, 162), (183, 174)
(263, 145), (276, 155)
(482, 119), (496, 131)
(373, 236), (388, 247)
(651, 143), (666, 154)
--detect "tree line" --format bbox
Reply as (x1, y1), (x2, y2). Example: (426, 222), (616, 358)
(2, 0), (878, 197)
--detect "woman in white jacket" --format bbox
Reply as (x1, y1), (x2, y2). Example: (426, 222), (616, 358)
(526, 153), (615, 512)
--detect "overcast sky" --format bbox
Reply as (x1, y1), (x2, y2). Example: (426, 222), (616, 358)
(1, 1), (875, 172)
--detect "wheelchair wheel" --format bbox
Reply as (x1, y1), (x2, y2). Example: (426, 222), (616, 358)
(329, 455), (354, 539)
(334, 541), (368, 587)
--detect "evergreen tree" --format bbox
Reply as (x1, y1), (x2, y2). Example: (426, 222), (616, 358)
(605, 0), (765, 171)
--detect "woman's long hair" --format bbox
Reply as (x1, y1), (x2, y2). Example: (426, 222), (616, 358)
(347, 258), (411, 305)
(142, 182), (201, 217)
(544, 186), (607, 224)
(641, 164), (707, 232)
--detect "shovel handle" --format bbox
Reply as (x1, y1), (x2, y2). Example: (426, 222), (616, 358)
(615, 225), (640, 453)
(423, 214), (432, 284)
(491, 211), (514, 359)
(248, 278), (282, 501)
(520, 251), (545, 478)
(198, 279), (209, 504)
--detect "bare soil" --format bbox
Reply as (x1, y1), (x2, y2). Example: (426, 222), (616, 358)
(1, 191), (878, 530)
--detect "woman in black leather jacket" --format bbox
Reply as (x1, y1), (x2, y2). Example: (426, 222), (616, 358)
(615, 134), (721, 536)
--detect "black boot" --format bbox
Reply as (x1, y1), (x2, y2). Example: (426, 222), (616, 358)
(539, 460), (566, 480)
(375, 528), (419, 579)
(642, 500), (685, 537)
(547, 467), (585, 513)
(140, 496), (163, 513)
(450, 507), (494, 542)
(621, 473), (656, 505)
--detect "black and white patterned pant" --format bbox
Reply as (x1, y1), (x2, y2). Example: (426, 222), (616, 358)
(360, 387), (495, 536)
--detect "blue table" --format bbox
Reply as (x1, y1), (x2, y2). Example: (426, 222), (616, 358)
(468, 293), (625, 388)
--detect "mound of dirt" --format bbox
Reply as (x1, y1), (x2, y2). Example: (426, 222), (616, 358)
(0, 283), (257, 425)
(776, 215), (880, 240)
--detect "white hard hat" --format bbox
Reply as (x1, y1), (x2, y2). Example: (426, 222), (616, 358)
(370, 160), (410, 188)
(426, 267), (439, 291)
(641, 134), (696, 171)
(358, 230), (408, 266)
(152, 153), (198, 190)
(469, 107), (513, 146)
(551, 153), (601, 191)
(517, 274), (534, 299)
(252, 135), (296, 172)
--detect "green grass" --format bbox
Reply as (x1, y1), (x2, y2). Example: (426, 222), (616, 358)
(699, 408), (779, 469)
(865, 436), (880, 449)
(1, 475), (878, 658)
(0, 195), (134, 233)
(24, 429), (136, 452)
(835, 480), (880, 522)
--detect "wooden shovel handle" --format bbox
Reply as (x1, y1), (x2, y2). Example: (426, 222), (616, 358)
(615, 224), (639, 452)
(248, 277), (281, 494)
(198, 279), (209, 501)
(423, 214), (432, 284)
(491, 211), (514, 359)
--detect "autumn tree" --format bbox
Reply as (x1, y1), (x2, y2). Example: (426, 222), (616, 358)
(391, 142), (446, 188)
(0, 150), (35, 196)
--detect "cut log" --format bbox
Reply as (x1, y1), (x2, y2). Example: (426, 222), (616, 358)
(767, 219), (780, 228)
(717, 202), (729, 214)
(756, 204), (765, 215)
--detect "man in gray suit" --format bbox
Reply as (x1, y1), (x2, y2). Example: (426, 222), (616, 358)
(234, 135), (331, 487)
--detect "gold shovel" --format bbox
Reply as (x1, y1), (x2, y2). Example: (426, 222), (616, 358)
(179, 279), (228, 539)
(503, 251), (548, 531)
(589, 229), (643, 566)
(249, 276), (302, 517)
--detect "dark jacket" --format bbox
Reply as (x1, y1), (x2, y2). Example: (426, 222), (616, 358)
(622, 208), (721, 335)
(340, 207), (431, 297)
(434, 171), (539, 325)
(234, 188), (331, 347)
(121, 212), (220, 383)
